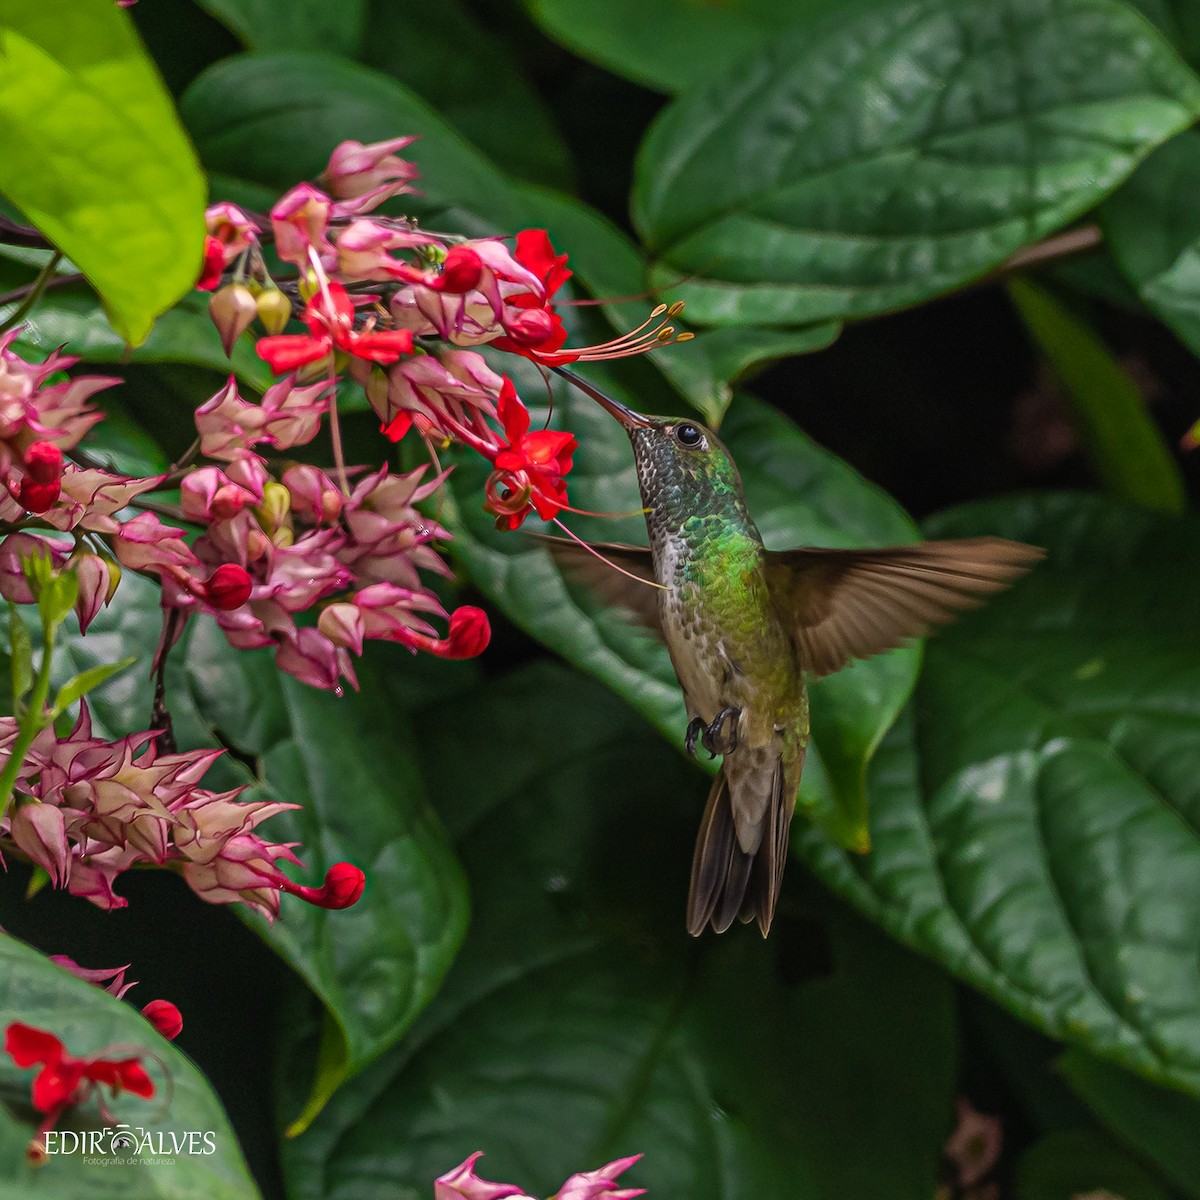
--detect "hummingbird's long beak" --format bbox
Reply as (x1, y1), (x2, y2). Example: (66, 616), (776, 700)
(552, 367), (655, 429)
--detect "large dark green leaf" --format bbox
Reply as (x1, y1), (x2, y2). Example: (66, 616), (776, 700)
(181, 624), (471, 1135)
(0, 1), (206, 344)
(194, 0), (366, 57)
(442, 355), (919, 850)
(361, 0), (574, 190)
(0, 932), (258, 1198)
(1102, 130), (1200, 362)
(526, 0), (848, 93)
(179, 52), (524, 229)
(279, 665), (957, 1200)
(633, 0), (1200, 327)
(1060, 1049), (1200, 1198)
(1016, 1131), (1173, 1200)
(798, 492), (1200, 1097)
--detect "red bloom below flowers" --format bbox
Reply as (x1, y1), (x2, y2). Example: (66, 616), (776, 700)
(484, 378), (576, 529)
(4, 1022), (155, 1115)
(256, 282), (414, 374)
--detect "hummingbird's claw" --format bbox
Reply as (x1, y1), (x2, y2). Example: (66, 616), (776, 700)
(685, 717), (705, 758)
(700, 707), (741, 758)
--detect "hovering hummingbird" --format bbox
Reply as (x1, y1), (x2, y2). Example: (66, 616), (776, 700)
(549, 368), (1043, 938)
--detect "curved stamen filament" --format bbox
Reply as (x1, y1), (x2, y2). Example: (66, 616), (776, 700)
(550, 517), (666, 590)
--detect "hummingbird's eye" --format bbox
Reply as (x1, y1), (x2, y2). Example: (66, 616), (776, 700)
(673, 423), (705, 448)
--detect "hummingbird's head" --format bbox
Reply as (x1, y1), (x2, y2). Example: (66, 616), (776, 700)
(556, 369), (750, 530)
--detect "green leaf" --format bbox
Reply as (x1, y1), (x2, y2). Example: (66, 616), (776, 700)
(1102, 130), (1200, 363)
(0, 931), (259, 1199)
(633, 0), (1200, 327)
(1060, 1049), (1200, 1199)
(8, 602), (32, 710)
(280, 664), (957, 1200)
(526, 0), (848, 93)
(511, 184), (843, 424)
(36, 571), (77, 637)
(9, 286), (274, 393)
(361, 0), (575, 189)
(180, 52), (524, 229)
(1016, 1131), (1173, 1200)
(194, 0), (366, 56)
(442, 352), (917, 851)
(182, 623), (470, 1135)
(0, 1), (207, 344)
(50, 656), (136, 720)
(798, 492), (1200, 1098)
(1131, 0), (1200, 70)
(1006, 277), (1185, 513)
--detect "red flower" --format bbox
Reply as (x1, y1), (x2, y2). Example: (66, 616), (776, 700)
(4, 1022), (154, 1116)
(256, 283), (413, 374)
(485, 378), (576, 528)
(196, 236), (226, 292)
(492, 230), (576, 363)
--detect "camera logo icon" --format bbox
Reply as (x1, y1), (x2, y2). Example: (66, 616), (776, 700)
(107, 1125), (139, 1154)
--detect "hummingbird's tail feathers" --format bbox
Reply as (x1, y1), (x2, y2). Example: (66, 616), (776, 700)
(687, 759), (792, 937)
(765, 538), (1044, 677)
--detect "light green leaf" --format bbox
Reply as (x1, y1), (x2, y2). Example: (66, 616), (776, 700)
(798, 493), (1200, 1097)
(0, 931), (259, 1199)
(633, 0), (1200, 326)
(1006, 276), (1185, 513)
(50, 656), (136, 720)
(8, 602), (32, 710)
(0, 1), (207, 344)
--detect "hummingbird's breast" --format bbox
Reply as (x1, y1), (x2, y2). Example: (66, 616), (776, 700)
(653, 520), (801, 745)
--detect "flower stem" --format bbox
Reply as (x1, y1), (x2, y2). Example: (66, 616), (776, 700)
(0, 252), (64, 334)
(0, 619), (56, 822)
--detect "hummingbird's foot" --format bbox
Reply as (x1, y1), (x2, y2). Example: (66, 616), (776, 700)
(685, 717), (705, 758)
(701, 707), (741, 758)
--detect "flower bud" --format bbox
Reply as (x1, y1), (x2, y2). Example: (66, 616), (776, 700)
(282, 861), (366, 909)
(211, 484), (250, 521)
(436, 246), (483, 294)
(141, 999), (183, 1041)
(255, 481), (292, 537)
(318, 603), (364, 654)
(209, 284), (258, 356)
(501, 307), (555, 347)
(18, 478), (60, 513)
(442, 606), (491, 659)
(256, 287), (294, 336)
(23, 442), (63, 485)
(203, 563), (253, 611)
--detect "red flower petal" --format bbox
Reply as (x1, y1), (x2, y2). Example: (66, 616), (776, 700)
(256, 332), (333, 374)
(4, 1023), (64, 1069)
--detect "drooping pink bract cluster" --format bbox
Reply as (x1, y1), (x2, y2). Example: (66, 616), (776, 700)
(435, 1152), (645, 1200)
(0, 702), (363, 919)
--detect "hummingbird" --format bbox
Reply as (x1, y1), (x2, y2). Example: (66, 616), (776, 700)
(549, 368), (1043, 938)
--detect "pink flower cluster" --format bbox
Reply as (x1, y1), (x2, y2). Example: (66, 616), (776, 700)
(0, 702), (364, 919)
(436, 1152), (644, 1200)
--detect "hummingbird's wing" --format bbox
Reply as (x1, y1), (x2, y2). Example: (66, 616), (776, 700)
(533, 536), (664, 636)
(765, 537), (1043, 678)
